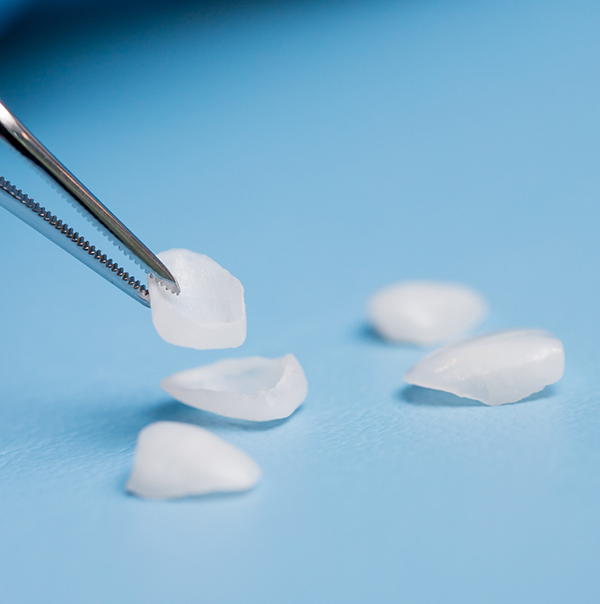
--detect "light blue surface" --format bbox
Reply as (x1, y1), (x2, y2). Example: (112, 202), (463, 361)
(1, 0), (600, 602)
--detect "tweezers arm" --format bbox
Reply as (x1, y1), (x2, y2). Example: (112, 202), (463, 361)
(0, 177), (152, 306)
(0, 100), (179, 294)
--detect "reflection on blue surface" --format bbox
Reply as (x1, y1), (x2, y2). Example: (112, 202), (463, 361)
(1, 0), (600, 602)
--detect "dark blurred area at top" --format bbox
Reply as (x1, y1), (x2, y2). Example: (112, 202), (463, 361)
(0, 0), (304, 66)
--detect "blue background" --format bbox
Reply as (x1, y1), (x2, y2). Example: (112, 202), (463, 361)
(1, 0), (599, 602)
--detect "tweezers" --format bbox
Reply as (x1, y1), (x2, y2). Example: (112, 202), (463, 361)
(0, 100), (179, 307)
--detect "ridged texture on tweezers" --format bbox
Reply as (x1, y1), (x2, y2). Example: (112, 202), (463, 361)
(0, 176), (151, 305)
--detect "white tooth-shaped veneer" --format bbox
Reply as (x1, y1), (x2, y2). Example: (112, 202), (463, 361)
(368, 281), (487, 346)
(404, 329), (564, 405)
(161, 354), (308, 421)
(126, 421), (261, 499)
(148, 248), (246, 350)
